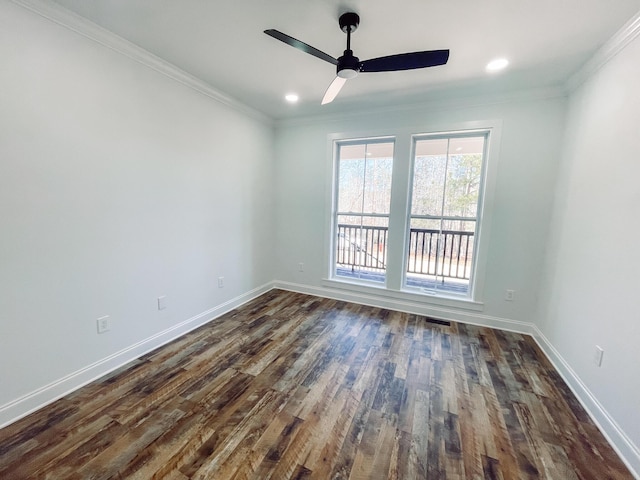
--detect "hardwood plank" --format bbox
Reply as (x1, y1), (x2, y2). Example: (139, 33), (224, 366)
(247, 413), (303, 479)
(5, 413), (114, 479)
(410, 388), (430, 477)
(0, 290), (633, 480)
(302, 387), (357, 476)
(347, 409), (384, 479)
(328, 390), (375, 479)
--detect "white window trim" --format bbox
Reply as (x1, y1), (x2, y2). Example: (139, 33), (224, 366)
(323, 120), (502, 311)
(403, 129), (490, 299)
(326, 134), (396, 287)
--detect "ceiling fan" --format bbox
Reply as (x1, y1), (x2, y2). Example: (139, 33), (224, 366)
(264, 12), (449, 105)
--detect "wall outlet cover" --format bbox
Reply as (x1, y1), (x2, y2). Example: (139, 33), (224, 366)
(97, 315), (110, 334)
(594, 345), (604, 367)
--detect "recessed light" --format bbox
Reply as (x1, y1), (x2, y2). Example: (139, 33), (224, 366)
(486, 58), (509, 72)
(285, 93), (299, 103)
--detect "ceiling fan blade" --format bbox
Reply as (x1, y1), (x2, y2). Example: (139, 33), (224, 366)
(360, 49), (449, 73)
(264, 29), (338, 65)
(322, 76), (347, 105)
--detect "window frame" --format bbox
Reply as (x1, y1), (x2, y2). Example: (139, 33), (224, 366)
(324, 121), (501, 309)
(330, 136), (396, 286)
(402, 130), (491, 299)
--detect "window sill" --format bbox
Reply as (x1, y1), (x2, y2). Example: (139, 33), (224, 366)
(322, 278), (484, 312)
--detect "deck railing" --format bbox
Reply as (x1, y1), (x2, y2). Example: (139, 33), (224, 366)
(336, 224), (388, 272)
(336, 224), (474, 281)
(406, 228), (474, 280)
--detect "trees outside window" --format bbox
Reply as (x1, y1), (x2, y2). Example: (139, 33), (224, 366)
(331, 131), (488, 299)
(406, 135), (486, 295)
(334, 141), (394, 282)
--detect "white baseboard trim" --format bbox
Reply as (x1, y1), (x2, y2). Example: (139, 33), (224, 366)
(273, 280), (536, 335)
(0, 282), (274, 430)
(532, 327), (640, 479)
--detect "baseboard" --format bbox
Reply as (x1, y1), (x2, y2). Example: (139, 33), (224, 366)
(273, 280), (536, 335)
(532, 327), (640, 479)
(0, 282), (275, 430)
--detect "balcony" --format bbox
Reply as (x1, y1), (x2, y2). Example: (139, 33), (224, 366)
(335, 224), (474, 295)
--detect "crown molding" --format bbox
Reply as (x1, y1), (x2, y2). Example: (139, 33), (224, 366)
(566, 9), (640, 92)
(275, 85), (567, 129)
(10, 0), (273, 125)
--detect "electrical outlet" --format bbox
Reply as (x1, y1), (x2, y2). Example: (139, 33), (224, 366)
(218, 276), (224, 288)
(97, 315), (110, 334)
(594, 345), (604, 367)
(298, 262), (304, 272)
(505, 289), (515, 301)
(157, 296), (167, 311)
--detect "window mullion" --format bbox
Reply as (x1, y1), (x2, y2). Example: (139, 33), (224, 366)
(385, 134), (411, 290)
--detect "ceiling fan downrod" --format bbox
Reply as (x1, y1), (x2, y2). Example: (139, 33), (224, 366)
(337, 12), (360, 79)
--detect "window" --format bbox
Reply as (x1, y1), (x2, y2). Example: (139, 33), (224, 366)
(333, 140), (394, 283)
(330, 128), (492, 302)
(405, 134), (486, 296)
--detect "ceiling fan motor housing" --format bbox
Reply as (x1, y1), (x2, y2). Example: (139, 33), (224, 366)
(337, 50), (360, 78)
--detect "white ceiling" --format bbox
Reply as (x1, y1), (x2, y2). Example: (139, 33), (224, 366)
(50, 0), (640, 119)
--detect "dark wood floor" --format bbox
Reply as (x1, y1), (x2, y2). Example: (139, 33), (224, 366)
(0, 290), (633, 479)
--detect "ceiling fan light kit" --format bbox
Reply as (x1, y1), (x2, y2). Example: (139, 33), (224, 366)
(265, 11), (449, 105)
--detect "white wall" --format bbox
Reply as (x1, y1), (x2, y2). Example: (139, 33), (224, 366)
(273, 95), (566, 326)
(536, 30), (640, 474)
(0, 2), (274, 418)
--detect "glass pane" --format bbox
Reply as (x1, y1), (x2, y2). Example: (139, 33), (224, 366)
(336, 214), (389, 283)
(406, 218), (441, 277)
(442, 137), (484, 218)
(407, 135), (485, 296)
(439, 220), (476, 281)
(362, 155), (393, 215)
(411, 138), (448, 216)
(337, 144), (366, 213)
(406, 217), (475, 295)
(335, 141), (393, 284)
(338, 142), (394, 215)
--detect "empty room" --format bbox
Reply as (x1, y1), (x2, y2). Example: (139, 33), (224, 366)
(1, 0), (639, 478)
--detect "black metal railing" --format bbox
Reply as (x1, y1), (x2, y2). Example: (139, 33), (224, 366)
(406, 228), (474, 280)
(336, 224), (474, 281)
(336, 224), (388, 273)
